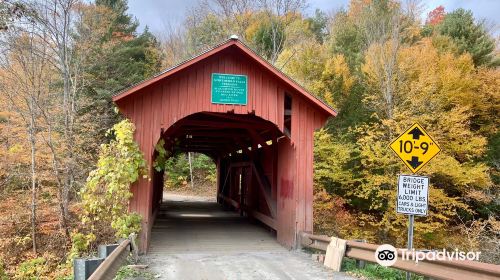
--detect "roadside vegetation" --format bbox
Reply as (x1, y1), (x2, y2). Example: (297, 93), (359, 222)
(342, 258), (424, 280)
(0, 0), (498, 278)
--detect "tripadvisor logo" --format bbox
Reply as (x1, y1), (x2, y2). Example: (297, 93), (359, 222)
(375, 244), (482, 266)
(375, 244), (398, 267)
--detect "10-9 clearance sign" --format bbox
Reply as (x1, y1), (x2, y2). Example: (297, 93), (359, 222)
(389, 123), (441, 173)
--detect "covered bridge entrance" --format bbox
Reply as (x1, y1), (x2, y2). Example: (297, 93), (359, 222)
(112, 37), (336, 253)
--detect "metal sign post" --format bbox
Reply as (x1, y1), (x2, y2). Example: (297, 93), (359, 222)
(397, 174), (429, 280)
(390, 124), (441, 280)
(398, 173), (433, 279)
(406, 214), (414, 280)
(407, 214), (414, 250)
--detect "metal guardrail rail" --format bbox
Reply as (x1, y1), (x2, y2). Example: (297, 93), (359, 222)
(88, 239), (131, 280)
(299, 232), (500, 280)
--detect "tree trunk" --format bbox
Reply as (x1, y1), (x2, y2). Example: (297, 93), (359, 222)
(29, 98), (37, 255)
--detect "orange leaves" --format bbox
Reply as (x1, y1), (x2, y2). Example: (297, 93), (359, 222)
(313, 188), (356, 238)
(426, 6), (446, 26)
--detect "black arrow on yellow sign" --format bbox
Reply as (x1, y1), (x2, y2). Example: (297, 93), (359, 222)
(407, 156), (423, 169)
(408, 127), (425, 140)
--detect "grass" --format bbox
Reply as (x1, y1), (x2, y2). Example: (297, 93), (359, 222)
(114, 266), (155, 280)
(341, 258), (425, 280)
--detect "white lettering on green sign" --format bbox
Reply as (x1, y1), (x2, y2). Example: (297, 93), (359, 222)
(211, 73), (247, 105)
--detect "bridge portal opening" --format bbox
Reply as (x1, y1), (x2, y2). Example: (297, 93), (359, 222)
(151, 112), (285, 239)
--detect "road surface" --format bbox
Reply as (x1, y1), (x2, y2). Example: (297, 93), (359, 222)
(140, 194), (357, 280)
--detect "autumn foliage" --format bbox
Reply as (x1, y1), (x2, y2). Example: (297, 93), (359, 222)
(427, 6), (445, 26)
(0, 0), (499, 277)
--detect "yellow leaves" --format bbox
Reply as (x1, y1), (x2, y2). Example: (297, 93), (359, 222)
(427, 155), (491, 191)
(472, 67), (500, 136)
(313, 129), (355, 186)
(396, 38), (477, 112)
(244, 13), (266, 42)
(322, 54), (355, 97)
(7, 144), (23, 155)
(276, 41), (326, 90)
(361, 40), (399, 117)
(333, 36), (492, 243)
(282, 15), (316, 48)
(80, 119), (146, 239)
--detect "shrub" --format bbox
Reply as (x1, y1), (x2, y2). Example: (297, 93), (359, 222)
(74, 119), (146, 259)
(111, 212), (142, 239)
(14, 257), (47, 280)
(67, 231), (96, 262)
(0, 258), (8, 280)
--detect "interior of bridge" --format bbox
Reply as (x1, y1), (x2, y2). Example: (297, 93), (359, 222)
(149, 112), (287, 249)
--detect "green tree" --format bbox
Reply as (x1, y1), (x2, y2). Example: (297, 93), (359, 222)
(305, 9), (328, 43)
(252, 16), (285, 62)
(327, 10), (365, 70)
(437, 8), (498, 67)
(186, 13), (227, 54)
(77, 0), (162, 169)
(95, 0), (138, 35)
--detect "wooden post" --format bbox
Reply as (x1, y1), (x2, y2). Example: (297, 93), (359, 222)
(188, 152), (194, 188)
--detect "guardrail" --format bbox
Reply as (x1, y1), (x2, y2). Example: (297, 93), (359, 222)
(87, 238), (132, 280)
(299, 232), (500, 280)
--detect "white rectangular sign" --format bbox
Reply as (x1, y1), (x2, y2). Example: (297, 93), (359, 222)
(397, 175), (429, 216)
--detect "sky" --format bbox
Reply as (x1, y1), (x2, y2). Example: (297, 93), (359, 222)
(127, 0), (500, 35)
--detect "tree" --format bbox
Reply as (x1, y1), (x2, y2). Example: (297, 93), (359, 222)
(179, 0), (306, 63)
(426, 5), (445, 26)
(437, 8), (498, 67)
(253, 15), (286, 62)
(0, 0), (28, 31)
(80, 0), (162, 145)
(305, 9), (328, 43)
(0, 29), (55, 254)
(21, 0), (80, 227)
(185, 12), (227, 54)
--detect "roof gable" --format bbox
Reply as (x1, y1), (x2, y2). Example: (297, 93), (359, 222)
(112, 38), (337, 116)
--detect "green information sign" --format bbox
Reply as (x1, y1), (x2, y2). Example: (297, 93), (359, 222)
(211, 73), (247, 105)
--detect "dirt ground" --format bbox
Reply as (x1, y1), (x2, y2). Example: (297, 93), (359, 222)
(138, 193), (358, 280)
(164, 180), (217, 200)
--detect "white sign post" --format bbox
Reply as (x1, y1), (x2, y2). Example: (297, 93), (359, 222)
(397, 175), (429, 280)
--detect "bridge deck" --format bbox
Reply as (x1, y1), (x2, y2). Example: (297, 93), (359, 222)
(142, 194), (355, 280)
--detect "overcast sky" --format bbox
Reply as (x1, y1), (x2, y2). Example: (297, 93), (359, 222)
(127, 0), (499, 35)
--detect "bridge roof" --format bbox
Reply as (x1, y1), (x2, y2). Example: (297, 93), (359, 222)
(112, 37), (336, 117)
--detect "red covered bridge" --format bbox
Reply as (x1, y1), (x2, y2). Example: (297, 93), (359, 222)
(112, 37), (336, 253)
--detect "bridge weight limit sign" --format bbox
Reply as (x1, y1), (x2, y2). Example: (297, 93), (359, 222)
(397, 175), (428, 216)
(390, 123), (439, 280)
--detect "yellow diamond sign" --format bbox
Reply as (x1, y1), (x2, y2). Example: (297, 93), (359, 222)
(390, 123), (441, 173)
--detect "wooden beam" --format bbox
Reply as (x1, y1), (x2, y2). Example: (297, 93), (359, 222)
(251, 162), (277, 218)
(246, 128), (267, 147)
(250, 210), (276, 230)
(218, 194), (240, 209)
(183, 131), (251, 138)
(202, 112), (269, 125)
(180, 120), (270, 129)
(230, 162), (251, 168)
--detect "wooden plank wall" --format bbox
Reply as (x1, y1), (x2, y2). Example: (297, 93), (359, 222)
(116, 46), (329, 252)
